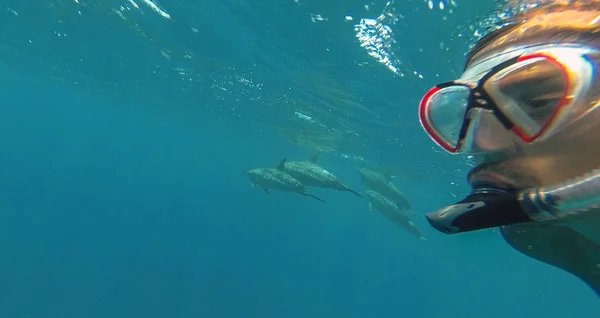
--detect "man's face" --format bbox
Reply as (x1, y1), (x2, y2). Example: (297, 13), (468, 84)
(461, 8), (600, 190)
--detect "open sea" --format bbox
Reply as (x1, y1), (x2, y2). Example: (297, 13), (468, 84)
(0, 0), (597, 317)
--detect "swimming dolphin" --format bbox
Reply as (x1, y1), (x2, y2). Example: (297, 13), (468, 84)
(364, 189), (425, 240)
(246, 160), (325, 203)
(359, 168), (412, 210)
(280, 153), (362, 197)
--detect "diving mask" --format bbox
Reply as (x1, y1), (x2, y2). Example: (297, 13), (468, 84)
(418, 45), (596, 154)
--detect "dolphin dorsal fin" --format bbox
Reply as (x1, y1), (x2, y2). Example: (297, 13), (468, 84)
(276, 158), (287, 170)
(308, 152), (319, 163)
(384, 173), (392, 182)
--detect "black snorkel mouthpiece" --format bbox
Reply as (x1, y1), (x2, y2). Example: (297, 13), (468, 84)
(425, 185), (532, 234)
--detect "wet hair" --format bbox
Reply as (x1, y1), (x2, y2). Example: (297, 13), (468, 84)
(464, 24), (520, 70)
(464, 1), (600, 69)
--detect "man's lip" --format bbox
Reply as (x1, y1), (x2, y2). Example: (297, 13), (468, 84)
(467, 162), (519, 190)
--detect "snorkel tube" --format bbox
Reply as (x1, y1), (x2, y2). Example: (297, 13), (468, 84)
(426, 168), (600, 234)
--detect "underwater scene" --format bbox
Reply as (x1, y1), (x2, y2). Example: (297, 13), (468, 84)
(0, 0), (598, 317)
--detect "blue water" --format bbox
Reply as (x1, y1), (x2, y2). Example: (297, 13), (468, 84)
(0, 0), (597, 317)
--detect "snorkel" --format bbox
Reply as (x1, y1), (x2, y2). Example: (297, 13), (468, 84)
(425, 169), (600, 234)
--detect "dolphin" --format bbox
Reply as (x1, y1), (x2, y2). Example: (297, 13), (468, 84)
(246, 160), (325, 203)
(280, 153), (362, 197)
(359, 168), (412, 211)
(364, 189), (425, 240)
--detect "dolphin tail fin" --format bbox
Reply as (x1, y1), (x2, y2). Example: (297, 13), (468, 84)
(276, 158), (287, 170)
(419, 236), (431, 242)
(342, 186), (363, 197)
(305, 193), (326, 203)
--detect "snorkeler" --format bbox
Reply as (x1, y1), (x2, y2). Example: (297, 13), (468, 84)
(418, 1), (600, 295)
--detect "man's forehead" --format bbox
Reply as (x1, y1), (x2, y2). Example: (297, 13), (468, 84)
(466, 7), (600, 69)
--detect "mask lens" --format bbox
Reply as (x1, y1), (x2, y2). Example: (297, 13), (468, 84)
(425, 85), (471, 148)
(487, 56), (568, 137)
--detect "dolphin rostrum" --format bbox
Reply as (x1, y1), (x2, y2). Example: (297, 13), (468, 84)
(246, 159), (325, 203)
(280, 153), (362, 197)
(364, 189), (425, 240)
